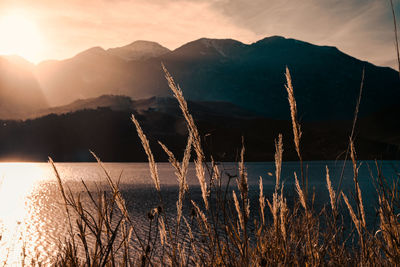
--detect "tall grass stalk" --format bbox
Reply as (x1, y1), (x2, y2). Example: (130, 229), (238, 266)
(284, 67), (308, 203)
(162, 63), (208, 211)
(49, 65), (400, 266)
(335, 69), (364, 205)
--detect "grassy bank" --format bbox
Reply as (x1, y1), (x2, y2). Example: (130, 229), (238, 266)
(45, 65), (400, 266)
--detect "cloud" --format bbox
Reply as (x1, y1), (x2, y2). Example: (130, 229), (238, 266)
(208, 0), (398, 67)
(0, 0), (398, 67)
(1, 0), (257, 61)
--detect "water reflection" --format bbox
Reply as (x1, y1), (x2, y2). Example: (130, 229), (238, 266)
(0, 163), (50, 265)
(0, 161), (396, 265)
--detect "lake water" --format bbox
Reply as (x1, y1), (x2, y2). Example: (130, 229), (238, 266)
(0, 161), (398, 265)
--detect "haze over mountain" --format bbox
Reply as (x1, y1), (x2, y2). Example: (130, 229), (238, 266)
(1, 36), (399, 121)
(0, 56), (47, 119)
(107, 41), (170, 61)
(33, 36), (399, 121)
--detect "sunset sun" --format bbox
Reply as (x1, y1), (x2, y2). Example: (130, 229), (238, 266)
(0, 11), (43, 63)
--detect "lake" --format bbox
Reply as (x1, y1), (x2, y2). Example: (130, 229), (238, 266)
(0, 161), (398, 265)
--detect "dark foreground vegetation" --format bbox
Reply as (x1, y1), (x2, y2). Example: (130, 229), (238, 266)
(46, 66), (400, 266)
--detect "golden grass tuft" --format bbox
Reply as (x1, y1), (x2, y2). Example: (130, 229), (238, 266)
(325, 166), (336, 214)
(132, 114), (161, 192)
(162, 63), (208, 211)
(284, 67), (302, 160)
(47, 64), (400, 266)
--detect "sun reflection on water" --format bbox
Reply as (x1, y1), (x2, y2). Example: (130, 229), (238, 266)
(0, 163), (52, 265)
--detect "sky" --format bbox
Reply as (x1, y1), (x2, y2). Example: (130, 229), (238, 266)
(0, 0), (399, 68)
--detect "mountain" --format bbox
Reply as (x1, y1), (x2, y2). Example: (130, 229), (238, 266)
(107, 40), (170, 61)
(35, 47), (134, 106)
(159, 36), (400, 121)
(34, 36), (400, 121)
(166, 38), (246, 60)
(2, 55), (35, 71)
(0, 56), (48, 119)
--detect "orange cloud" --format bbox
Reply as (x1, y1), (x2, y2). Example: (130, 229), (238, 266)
(0, 0), (398, 68)
(0, 0), (257, 63)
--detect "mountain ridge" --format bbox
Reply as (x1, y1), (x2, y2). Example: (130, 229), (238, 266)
(107, 40), (170, 61)
(2, 36), (400, 121)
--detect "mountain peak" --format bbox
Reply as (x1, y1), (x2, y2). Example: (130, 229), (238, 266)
(253, 35), (306, 47)
(75, 46), (108, 58)
(173, 37), (245, 58)
(198, 38), (245, 55)
(256, 35), (286, 43)
(254, 35), (342, 55)
(126, 40), (167, 48)
(107, 40), (170, 61)
(196, 37), (244, 45)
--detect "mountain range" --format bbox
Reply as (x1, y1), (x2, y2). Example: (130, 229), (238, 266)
(0, 36), (399, 161)
(1, 36), (399, 121)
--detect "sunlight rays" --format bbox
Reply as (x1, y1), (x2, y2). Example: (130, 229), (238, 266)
(0, 10), (44, 63)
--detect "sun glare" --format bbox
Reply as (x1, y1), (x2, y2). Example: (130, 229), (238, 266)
(0, 163), (48, 264)
(0, 11), (44, 63)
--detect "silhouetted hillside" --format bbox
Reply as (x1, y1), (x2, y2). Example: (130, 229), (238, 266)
(34, 36), (400, 121)
(0, 56), (48, 119)
(35, 47), (134, 106)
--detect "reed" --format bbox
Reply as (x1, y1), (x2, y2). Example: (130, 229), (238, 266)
(48, 65), (400, 266)
(325, 166), (336, 214)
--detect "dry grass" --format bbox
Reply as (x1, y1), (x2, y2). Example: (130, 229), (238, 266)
(47, 65), (400, 266)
